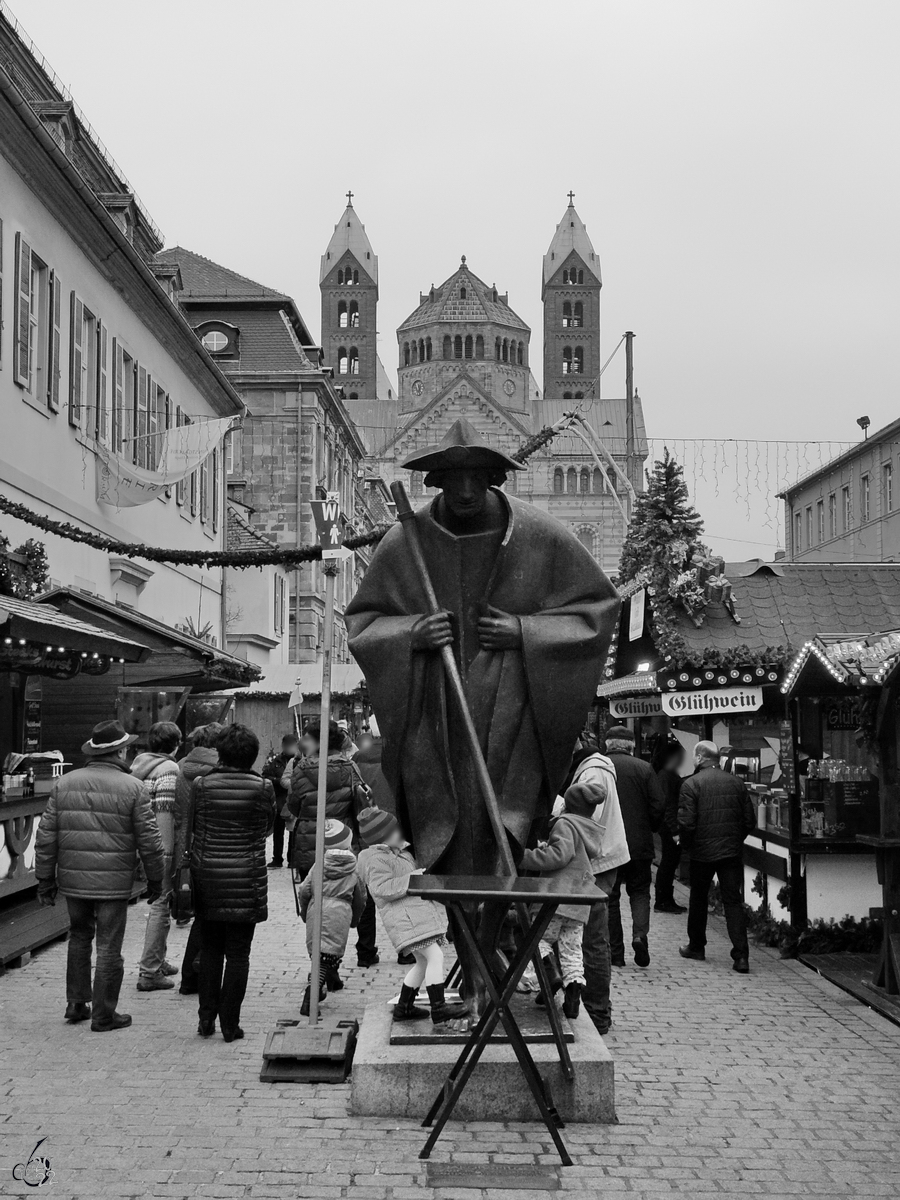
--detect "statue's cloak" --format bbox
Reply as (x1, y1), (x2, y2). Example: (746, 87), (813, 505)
(345, 491), (620, 868)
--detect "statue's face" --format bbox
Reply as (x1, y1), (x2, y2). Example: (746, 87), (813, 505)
(438, 468), (491, 521)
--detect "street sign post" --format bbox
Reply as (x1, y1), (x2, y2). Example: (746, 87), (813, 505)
(307, 492), (343, 1024)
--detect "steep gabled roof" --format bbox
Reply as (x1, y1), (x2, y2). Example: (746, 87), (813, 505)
(320, 203), (378, 287)
(155, 246), (288, 301)
(398, 258), (529, 334)
(542, 200), (601, 287)
(226, 503), (278, 553)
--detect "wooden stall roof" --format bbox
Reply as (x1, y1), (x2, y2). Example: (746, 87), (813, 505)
(0, 594), (149, 661)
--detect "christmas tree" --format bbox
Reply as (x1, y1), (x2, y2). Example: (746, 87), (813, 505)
(618, 448), (706, 584)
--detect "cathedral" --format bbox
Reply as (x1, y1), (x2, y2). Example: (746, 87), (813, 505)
(319, 196), (648, 575)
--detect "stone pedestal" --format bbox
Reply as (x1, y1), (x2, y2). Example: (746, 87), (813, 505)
(350, 1000), (615, 1123)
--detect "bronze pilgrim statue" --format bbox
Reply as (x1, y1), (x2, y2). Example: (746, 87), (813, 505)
(345, 419), (619, 1015)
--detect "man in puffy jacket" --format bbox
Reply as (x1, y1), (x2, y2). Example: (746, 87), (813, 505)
(34, 720), (165, 1032)
(605, 726), (666, 968)
(678, 740), (757, 973)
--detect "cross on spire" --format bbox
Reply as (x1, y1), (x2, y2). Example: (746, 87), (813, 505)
(346, 190), (354, 207)
(567, 190), (575, 206)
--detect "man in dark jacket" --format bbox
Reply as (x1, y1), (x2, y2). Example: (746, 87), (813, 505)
(262, 732), (299, 869)
(678, 740), (757, 973)
(34, 720), (165, 1032)
(605, 726), (666, 967)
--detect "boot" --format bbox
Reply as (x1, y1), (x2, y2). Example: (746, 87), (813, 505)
(64, 1001), (91, 1023)
(393, 984), (430, 1022)
(300, 982), (327, 1017)
(426, 983), (468, 1025)
(535, 952), (564, 1007)
(563, 981), (582, 1019)
(323, 956), (344, 992)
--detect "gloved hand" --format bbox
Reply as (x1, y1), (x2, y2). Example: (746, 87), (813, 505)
(145, 878), (164, 905)
(37, 884), (58, 907)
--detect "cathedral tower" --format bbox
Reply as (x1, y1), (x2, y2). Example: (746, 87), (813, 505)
(542, 195), (602, 400)
(320, 194), (378, 402)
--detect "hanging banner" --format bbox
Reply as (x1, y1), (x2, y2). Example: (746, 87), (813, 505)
(96, 417), (234, 508)
(609, 695), (663, 718)
(628, 588), (646, 642)
(662, 686), (763, 716)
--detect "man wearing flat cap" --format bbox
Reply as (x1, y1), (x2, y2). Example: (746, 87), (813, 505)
(346, 419), (619, 1005)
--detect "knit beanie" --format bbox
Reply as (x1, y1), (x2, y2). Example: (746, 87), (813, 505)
(357, 805), (399, 846)
(564, 779), (605, 817)
(323, 819), (352, 850)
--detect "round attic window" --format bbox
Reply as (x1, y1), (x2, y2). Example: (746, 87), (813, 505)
(201, 330), (229, 353)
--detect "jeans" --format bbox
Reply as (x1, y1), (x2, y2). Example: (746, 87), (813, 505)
(180, 918), (202, 991)
(198, 919), (256, 1030)
(583, 868), (617, 1028)
(655, 828), (682, 905)
(271, 812), (294, 865)
(355, 890), (378, 961)
(138, 856), (172, 978)
(65, 897), (130, 1024)
(687, 856), (749, 961)
(608, 858), (653, 960)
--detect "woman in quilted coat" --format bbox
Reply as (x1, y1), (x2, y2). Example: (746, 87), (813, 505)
(285, 720), (367, 878)
(190, 724), (275, 1043)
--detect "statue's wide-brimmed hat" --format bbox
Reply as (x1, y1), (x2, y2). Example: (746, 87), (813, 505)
(401, 418), (525, 474)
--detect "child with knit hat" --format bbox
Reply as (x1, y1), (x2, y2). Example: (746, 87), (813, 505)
(356, 806), (468, 1025)
(298, 819), (367, 1015)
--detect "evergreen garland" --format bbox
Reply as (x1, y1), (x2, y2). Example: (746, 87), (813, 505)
(0, 533), (51, 598)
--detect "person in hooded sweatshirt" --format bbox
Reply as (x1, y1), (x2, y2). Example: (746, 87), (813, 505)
(133, 722), (182, 992)
(172, 722), (225, 993)
(520, 779), (606, 1019)
(297, 820), (367, 1013)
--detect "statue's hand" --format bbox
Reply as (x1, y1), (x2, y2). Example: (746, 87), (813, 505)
(411, 612), (454, 651)
(477, 606), (522, 651)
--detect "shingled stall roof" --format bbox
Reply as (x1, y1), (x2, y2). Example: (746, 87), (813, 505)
(226, 503), (276, 553)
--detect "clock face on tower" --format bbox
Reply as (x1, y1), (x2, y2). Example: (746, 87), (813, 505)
(503, 379), (515, 397)
(412, 380), (425, 397)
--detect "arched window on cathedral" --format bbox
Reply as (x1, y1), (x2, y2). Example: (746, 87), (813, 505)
(562, 346), (573, 375)
(517, 343), (524, 366)
(577, 270), (584, 284)
(573, 346), (584, 374)
(475, 335), (484, 358)
(418, 338), (425, 362)
(403, 342), (410, 367)
(562, 270), (568, 284)
(580, 468), (590, 494)
(338, 300), (348, 328)
(460, 287), (467, 299)
(506, 471), (517, 494)
(508, 340), (516, 363)
(578, 529), (594, 555)
(464, 335), (473, 359)
(349, 301), (360, 328)
(337, 269), (344, 285)
(574, 391), (584, 400)
(566, 467), (577, 495)
(573, 302), (583, 327)
(502, 339), (509, 363)
(443, 335), (452, 360)
(563, 392), (573, 400)
(593, 468), (604, 494)
(553, 468), (564, 494)
(338, 347), (349, 374)
(562, 301), (572, 327)
(495, 338), (501, 361)
(348, 347), (359, 374)
(349, 392), (359, 400)
(454, 335), (463, 359)
(411, 341), (419, 365)
(425, 337), (433, 361)
(353, 269), (360, 285)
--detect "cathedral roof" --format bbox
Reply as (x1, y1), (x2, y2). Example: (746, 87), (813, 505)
(320, 202), (378, 286)
(398, 259), (529, 334)
(542, 200), (601, 286)
(533, 396), (648, 458)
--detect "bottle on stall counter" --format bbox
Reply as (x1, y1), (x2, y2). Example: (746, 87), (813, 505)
(25, 767), (35, 798)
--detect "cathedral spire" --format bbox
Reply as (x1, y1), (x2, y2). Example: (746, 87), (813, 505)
(320, 197), (378, 288)
(542, 197), (600, 292)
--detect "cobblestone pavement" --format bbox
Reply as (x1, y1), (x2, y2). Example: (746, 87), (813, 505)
(2, 861), (899, 1199)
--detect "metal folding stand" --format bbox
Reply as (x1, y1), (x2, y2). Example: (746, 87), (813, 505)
(408, 874), (604, 1167)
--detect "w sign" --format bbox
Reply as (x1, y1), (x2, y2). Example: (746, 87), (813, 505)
(311, 492), (349, 560)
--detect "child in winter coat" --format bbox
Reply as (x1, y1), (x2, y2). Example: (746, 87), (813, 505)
(356, 806), (468, 1026)
(298, 820), (367, 1015)
(519, 780), (605, 1019)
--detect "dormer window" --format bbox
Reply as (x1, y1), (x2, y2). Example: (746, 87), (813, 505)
(196, 321), (239, 358)
(202, 331), (228, 352)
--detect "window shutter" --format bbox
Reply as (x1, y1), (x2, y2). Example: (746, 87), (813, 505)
(69, 292), (83, 426)
(0, 218), (4, 370)
(96, 322), (108, 443)
(48, 270), (62, 410)
(111, 338), (124, 450)
(211, 447), (219, 532)
(175, 406), (185, 506)
(199, 454), (209, 524)
(13, 232), (32, 386)
(136, 365), (149, 466)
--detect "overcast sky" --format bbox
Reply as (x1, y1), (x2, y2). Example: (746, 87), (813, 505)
(12, 0), (899, 558)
